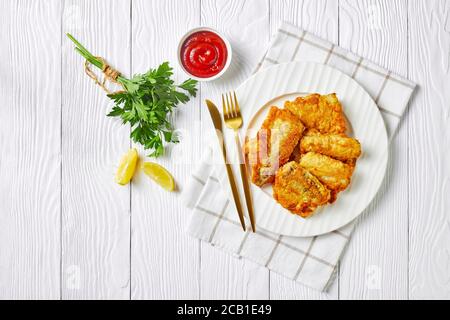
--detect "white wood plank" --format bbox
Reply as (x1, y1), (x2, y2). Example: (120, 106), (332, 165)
(199, 0), (270, 299)
(408, 0), (450, 299)
(62, 0), (131, 299)
(338, 0), (408, 299)
(268, 0), (340, 300)
(0, 0), (61, 299)
(130, 0), (201, 299)
(270, 0), (339, 40)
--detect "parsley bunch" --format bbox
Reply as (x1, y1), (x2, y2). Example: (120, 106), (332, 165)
(67, 33), (198, 157)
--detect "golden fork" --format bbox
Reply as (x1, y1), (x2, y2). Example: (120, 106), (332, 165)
(222, 92), (256, 232)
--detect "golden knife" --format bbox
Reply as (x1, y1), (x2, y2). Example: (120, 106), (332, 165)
(205, 99), (246, 231)
(221, 92), (255, 232)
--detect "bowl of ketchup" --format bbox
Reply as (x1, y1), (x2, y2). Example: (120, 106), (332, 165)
(178, 27), (231, 81)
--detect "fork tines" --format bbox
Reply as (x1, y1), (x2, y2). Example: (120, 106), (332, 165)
(222, 92), (241, 119)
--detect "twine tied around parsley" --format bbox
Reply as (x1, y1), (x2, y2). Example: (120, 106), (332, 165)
(84, 56), (124, 94)
(66, 33), (198, 157)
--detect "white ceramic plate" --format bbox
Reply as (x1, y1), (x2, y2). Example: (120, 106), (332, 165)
(229, 61), (388, 237)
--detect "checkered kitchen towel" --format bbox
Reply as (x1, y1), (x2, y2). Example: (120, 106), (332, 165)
(182, 22), (416, 291)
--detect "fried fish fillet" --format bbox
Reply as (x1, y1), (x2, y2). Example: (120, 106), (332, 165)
(273, 161), (330, 218)
(284, 93), (346, 134)
(299, 152), (354, 202)
(300, 129), (361, 162)
(245, 106), (304, 186)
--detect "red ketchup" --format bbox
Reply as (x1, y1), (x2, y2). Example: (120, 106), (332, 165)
(180, 31), (228, 78)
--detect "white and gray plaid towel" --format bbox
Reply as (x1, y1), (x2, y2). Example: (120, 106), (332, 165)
(182, 22), (416, 291)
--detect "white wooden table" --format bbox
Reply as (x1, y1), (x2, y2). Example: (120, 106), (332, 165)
(0, 0), (449, 300)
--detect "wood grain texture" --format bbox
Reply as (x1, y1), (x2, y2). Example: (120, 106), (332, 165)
(338, 0), (408, 299)
(408, 0), (450, 299)
(269, 0), (338, 40)
(268, 0), (340, 300)
(0, 0), (61, 299)
(61, 0), (131, 299)
(200, 0), (270, 299)
(130, 0), (201, 299)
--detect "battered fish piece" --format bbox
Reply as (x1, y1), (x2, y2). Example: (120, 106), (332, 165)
(245, 107), (304, 186)
(285, 93), (346, 134)
(300, 129), (361, 162)
(299, 152), (354, 202)
(273, 161), (330, 218)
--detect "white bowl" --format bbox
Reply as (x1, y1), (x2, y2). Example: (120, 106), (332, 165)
(177, 27), (232, 82)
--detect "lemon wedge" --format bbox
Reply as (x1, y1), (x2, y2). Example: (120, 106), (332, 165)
(115, 148), (139, 185)
(142, 162), (175, 191)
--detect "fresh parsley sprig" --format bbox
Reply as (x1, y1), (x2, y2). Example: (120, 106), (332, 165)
(67, 33), (198, 157)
